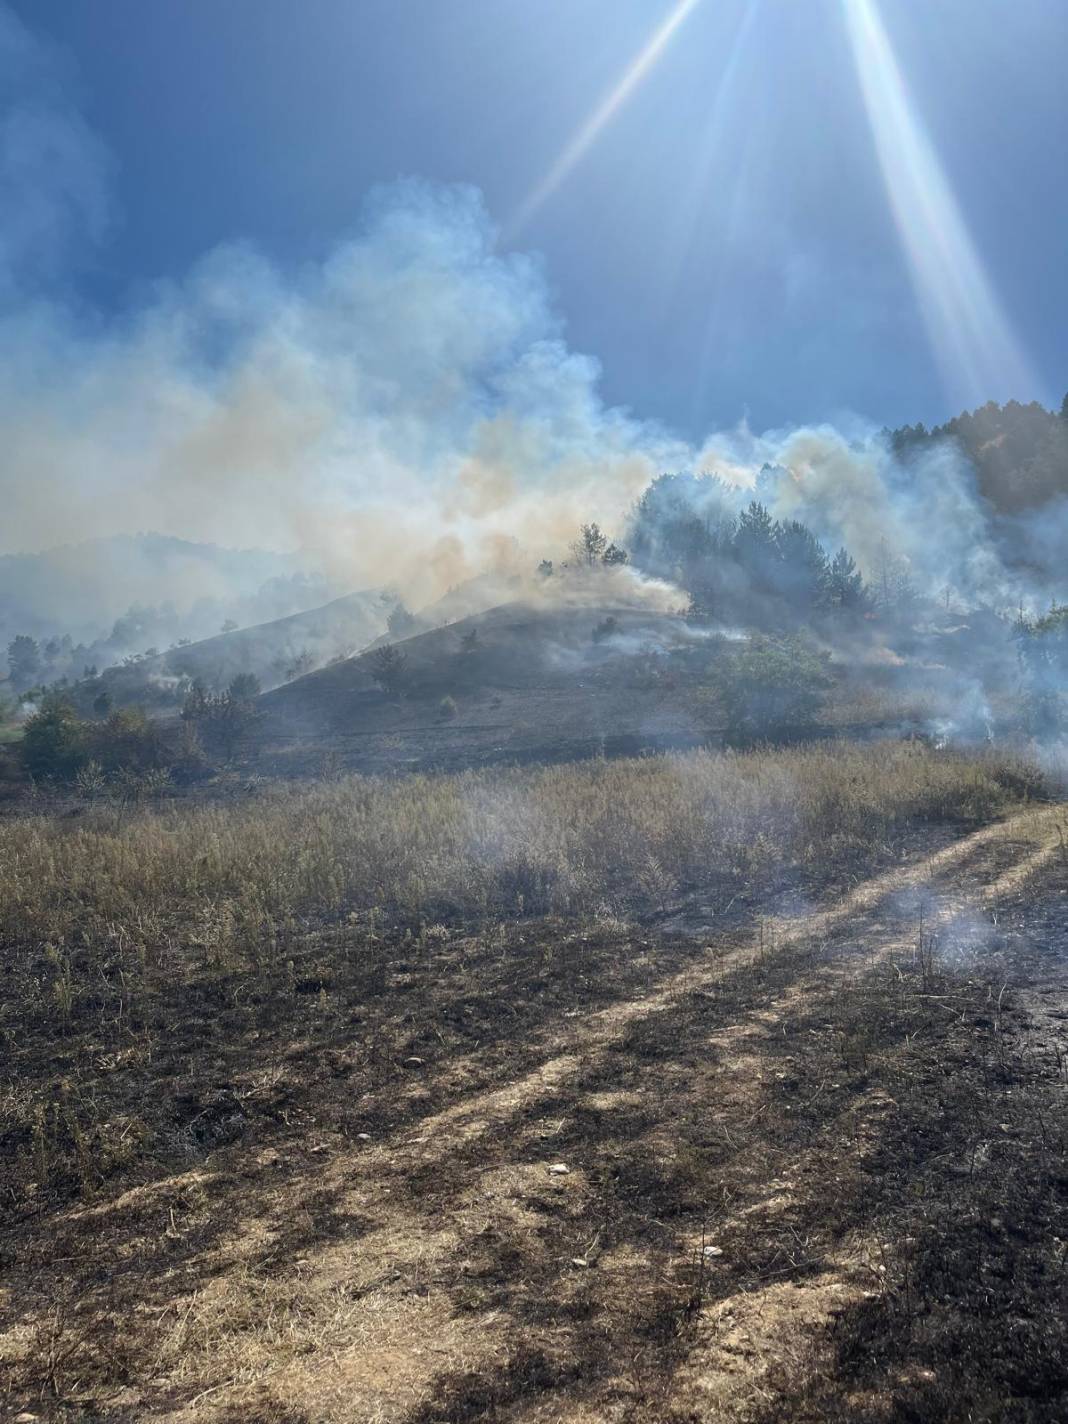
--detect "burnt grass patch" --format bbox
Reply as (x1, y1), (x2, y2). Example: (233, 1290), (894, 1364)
(1, 821), (1066, 1420)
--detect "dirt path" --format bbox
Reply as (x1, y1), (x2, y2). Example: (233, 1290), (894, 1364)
(3, 806), (1066, 1422)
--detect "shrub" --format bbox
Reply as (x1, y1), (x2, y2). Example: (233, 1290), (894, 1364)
(367, 644), (408, 695)
(714, 634), (832, 742)
(439, 695), (458, 721)
(91, 707), (163, 774)
(228, 672), (262, 703)
(20, 696), (87, 780)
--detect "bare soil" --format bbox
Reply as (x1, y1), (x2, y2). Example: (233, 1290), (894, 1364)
(2, 809), (1067, 1421)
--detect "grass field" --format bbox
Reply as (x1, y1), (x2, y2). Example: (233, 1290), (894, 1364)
(1, 741), (1066, 1421)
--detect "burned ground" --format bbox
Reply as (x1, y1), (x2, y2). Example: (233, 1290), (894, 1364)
(1, 795), (1066, 1422)
(253, 602), (975, 778)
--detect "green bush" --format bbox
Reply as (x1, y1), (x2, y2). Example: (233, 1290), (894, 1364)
(714, 634), (832, 743)
(20, 696), (88, 780)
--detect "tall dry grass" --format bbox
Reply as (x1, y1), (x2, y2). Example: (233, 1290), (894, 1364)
(0, 742), (1042, 959)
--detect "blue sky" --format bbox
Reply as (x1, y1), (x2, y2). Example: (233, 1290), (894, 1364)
(8, 0), (1067, 438)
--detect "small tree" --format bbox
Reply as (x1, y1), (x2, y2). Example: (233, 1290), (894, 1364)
(827, 548), (869, 612)
(367, 644), (408, 695)
(8, 634), (40, 690)
(387, 602), (419, 640)
(602, 542), (629, 566)
(284, 649), (315, 681)
(227, 671), (262, 703)
(571, 523), (609, 566)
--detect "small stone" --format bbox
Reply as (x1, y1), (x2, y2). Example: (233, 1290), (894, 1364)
(404, 1057), (425, 1068)
(356, 1133), (372, 1141)
(571, 1256), (589, 1268)
(702, 1245), (724, 1258)
(549, 1163), (570, 1175)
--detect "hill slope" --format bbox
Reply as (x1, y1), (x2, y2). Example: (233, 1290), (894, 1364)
(258, 600), (746, 774)
(80, 588), (388, 713)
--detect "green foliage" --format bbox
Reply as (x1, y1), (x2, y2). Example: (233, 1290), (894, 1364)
(567, 524), (629, 569)
(1013, 604), (1068, 734)
(20, 696), (87, 780)
(93, 707), (162, 774)
(386, 601), (419, 639)
(714, 634), (832, 742)
(826, 548), (869, 611)
(891, 397), (1068, 514)
(8, 633), (41, 689)
(438, 695), (458, 721)
(181, 679), (258, 758)
(571, 523), (608, 566)
(628, 480), (869, 628)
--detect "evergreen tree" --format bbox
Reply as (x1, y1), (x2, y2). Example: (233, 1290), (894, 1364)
(827, 548), (868, 611)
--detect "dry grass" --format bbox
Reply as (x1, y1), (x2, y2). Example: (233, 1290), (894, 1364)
(0, 741), (1062, 1422)
(2, 796), (1066, 1422)
(0, 741), (1041, 957)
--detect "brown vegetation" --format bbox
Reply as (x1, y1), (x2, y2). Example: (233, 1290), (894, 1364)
(1, 743), (1065, 1421)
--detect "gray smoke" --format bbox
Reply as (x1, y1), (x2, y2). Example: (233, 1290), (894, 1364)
(0, 1), (1062, 642)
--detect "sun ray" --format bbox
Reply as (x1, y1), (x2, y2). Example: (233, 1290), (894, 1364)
(507, 0), (704, 238)
(841, 0), (1034, 405)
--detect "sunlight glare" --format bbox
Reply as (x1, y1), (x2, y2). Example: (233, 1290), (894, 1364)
(508, 0), (704, 237)
(842, 0), (1033, 404)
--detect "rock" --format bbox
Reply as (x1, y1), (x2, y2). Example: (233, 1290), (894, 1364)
(702, 1245), (724, 1258)
(404, 1056), (425, 1068)
(549, 1163), (570, 1175)
(571, 1256), (590, 1268)
(356, 1132), (372, 1141)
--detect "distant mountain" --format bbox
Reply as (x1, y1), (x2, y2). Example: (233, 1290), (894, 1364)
(72, 588), (389, 714)
(0, 533), (309, 647)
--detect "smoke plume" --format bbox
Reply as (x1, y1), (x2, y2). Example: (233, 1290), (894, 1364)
(0, 2), (1062, 633)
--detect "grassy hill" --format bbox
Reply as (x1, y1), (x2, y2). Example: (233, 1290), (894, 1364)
(257, 600), (735, 775)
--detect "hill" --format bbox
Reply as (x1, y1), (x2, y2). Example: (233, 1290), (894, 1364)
(76, 588), (389, 714)
(258, 599), (720, 774)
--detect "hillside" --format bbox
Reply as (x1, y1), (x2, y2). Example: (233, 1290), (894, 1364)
(75, 588), (389, 714)
(257, 600), (735, 774)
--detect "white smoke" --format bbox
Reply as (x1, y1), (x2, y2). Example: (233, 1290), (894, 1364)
(0, 2), (1054, 625)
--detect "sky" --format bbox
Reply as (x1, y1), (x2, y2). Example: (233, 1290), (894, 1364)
(7, 0), (1066, 441)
